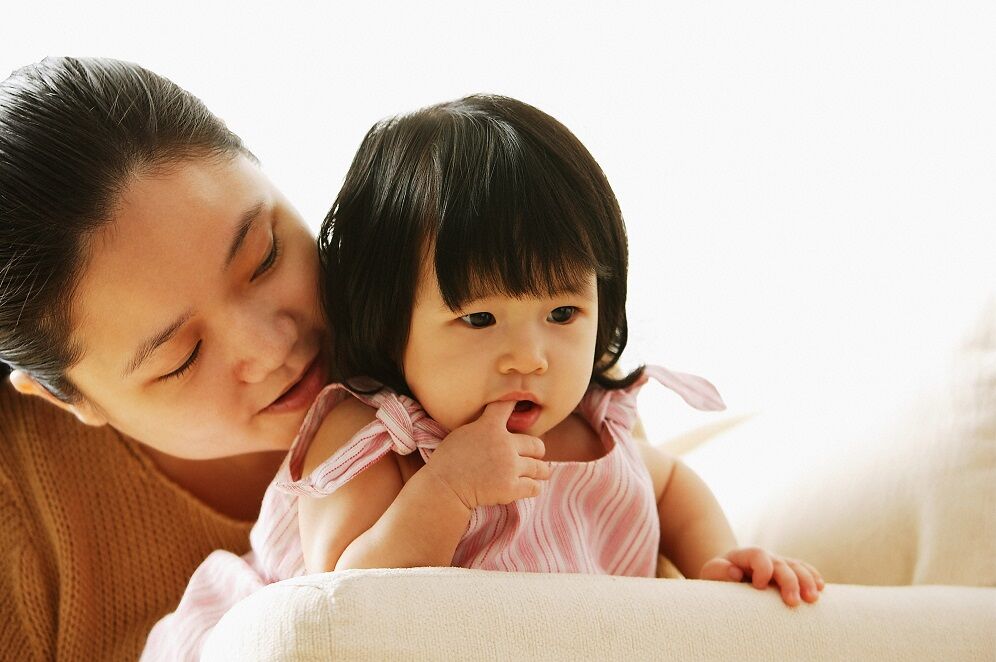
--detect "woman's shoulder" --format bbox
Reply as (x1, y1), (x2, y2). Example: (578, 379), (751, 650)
(0, 383), (254, 660)
(0, 379), (89, 440)
(0, 382), (124, 488)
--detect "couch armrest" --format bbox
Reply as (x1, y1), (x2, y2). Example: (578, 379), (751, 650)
(202, 568), (995, 661)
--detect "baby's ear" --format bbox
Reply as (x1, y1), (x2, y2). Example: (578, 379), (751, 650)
(9, 369), (109, 426)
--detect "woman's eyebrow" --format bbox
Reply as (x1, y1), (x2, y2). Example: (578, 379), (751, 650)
(224, 201), (265, 269)
(123, 310), (194, 378)
(121, 200), (267, 379)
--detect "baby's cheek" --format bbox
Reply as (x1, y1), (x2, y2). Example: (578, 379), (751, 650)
(413, 385), (473, 432)
(448, 394), (488, 431)
(565, 362), (595, 405)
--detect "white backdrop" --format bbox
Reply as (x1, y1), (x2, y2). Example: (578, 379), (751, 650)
(4, 1), (994, 441)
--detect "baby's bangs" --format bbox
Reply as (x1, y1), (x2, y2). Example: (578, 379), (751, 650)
(432, 170), (610, 309)
(435, 232), (605, 311)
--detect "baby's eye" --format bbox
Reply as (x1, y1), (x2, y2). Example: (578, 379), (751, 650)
(548, 306), (577, 324)
(459, 312), (496, 328)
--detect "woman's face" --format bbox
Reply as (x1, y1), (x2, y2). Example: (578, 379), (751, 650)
(64, 154), (327, 459)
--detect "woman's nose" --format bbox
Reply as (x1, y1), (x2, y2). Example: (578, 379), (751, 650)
(230, 310), (298, 383)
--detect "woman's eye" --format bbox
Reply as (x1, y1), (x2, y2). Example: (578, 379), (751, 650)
(459, 312), (496, 328)
(548, 306), (577, 324)
(160, 340), (202, 382)
(250, 234), (281, 281)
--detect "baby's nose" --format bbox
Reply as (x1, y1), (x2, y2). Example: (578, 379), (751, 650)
(497, 344), (548, 375)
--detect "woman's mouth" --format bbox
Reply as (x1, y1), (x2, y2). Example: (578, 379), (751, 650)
(262, 358), (325, 414)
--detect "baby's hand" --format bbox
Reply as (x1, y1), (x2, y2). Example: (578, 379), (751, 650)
(699, 547), (825, 607)
(424, 401), (551, 511)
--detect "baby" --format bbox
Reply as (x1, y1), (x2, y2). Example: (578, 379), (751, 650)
(292, 94), (824, 597)
(143, 94), (823, 662)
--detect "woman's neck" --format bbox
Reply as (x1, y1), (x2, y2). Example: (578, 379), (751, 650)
(141, 446), (286, 522)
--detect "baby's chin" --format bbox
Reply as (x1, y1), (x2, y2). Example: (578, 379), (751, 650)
(424, 408), (471, 435)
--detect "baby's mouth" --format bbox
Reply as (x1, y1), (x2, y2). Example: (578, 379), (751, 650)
(506, 399), (542, 433)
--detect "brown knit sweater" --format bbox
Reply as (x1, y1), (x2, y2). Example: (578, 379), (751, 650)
(0, 384), (253, 661)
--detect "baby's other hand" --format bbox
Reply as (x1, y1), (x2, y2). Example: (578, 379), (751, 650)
(699, 547), (825, 607)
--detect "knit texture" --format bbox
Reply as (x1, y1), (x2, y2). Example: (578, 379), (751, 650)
(0, 384), (252, 661)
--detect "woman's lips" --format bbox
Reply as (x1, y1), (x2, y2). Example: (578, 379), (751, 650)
(506, 400), (542, 433)
(262, 358), (325, 414)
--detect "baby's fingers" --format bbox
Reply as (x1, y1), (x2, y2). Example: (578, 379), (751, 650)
(771, 559), (802, 607)
(519, 457), (552, 481)
(787, 559), (822, 602)
(699, 557), (743, 583)
(514, 434), (546, 460)
(510, 477), (545, 501)
(479, 400), (517, 428)
(725, 547), (774, 590)
(801, 561), (825, 591)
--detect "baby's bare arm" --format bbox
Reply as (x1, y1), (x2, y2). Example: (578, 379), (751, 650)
(655, 457), (738, 578)
(298, 398), (550, 573)
(297, 398), (470, 573)
(643, 444), (824, 605)
(639, 443), (736, 577)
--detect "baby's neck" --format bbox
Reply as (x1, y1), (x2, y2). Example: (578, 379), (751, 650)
(539, 413), (608, 463)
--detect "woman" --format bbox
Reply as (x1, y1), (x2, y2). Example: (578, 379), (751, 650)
(0, 57), (328, 660)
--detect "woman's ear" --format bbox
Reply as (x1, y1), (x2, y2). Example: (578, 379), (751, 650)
(9, 369), (109, 426)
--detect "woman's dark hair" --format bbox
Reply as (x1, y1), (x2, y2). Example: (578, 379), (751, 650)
(0, 57), (251, 403)
(320, 94), (643, 396)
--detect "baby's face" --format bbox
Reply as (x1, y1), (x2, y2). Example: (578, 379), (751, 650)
(402, 268), (599, 438)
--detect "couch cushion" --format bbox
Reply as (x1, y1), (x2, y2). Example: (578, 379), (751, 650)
(202, 568), (995, 661)
(685, 295), (996, 586)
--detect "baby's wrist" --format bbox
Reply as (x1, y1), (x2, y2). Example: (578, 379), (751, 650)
(419, 462), (474, 514)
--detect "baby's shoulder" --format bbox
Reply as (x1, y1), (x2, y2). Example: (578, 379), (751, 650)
(635, 440), (677, 502)
(300, 395), (378, 477)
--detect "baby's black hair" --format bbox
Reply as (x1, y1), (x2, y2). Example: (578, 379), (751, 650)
(320, 94), (643, 396)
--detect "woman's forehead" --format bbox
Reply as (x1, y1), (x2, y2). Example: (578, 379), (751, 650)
(70, 155), (274, 367)
(115, 155), (270, 232)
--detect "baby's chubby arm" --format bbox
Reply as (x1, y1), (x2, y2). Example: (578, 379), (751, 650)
(639, 443), (824, 606)
(640, 443), (736, 577)
(297, 398), (550, 574)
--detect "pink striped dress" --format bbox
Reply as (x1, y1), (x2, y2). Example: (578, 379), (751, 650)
(141, 365), (723, 661)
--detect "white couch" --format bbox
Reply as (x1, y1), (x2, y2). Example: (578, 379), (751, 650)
(202, 296), (996, 661)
